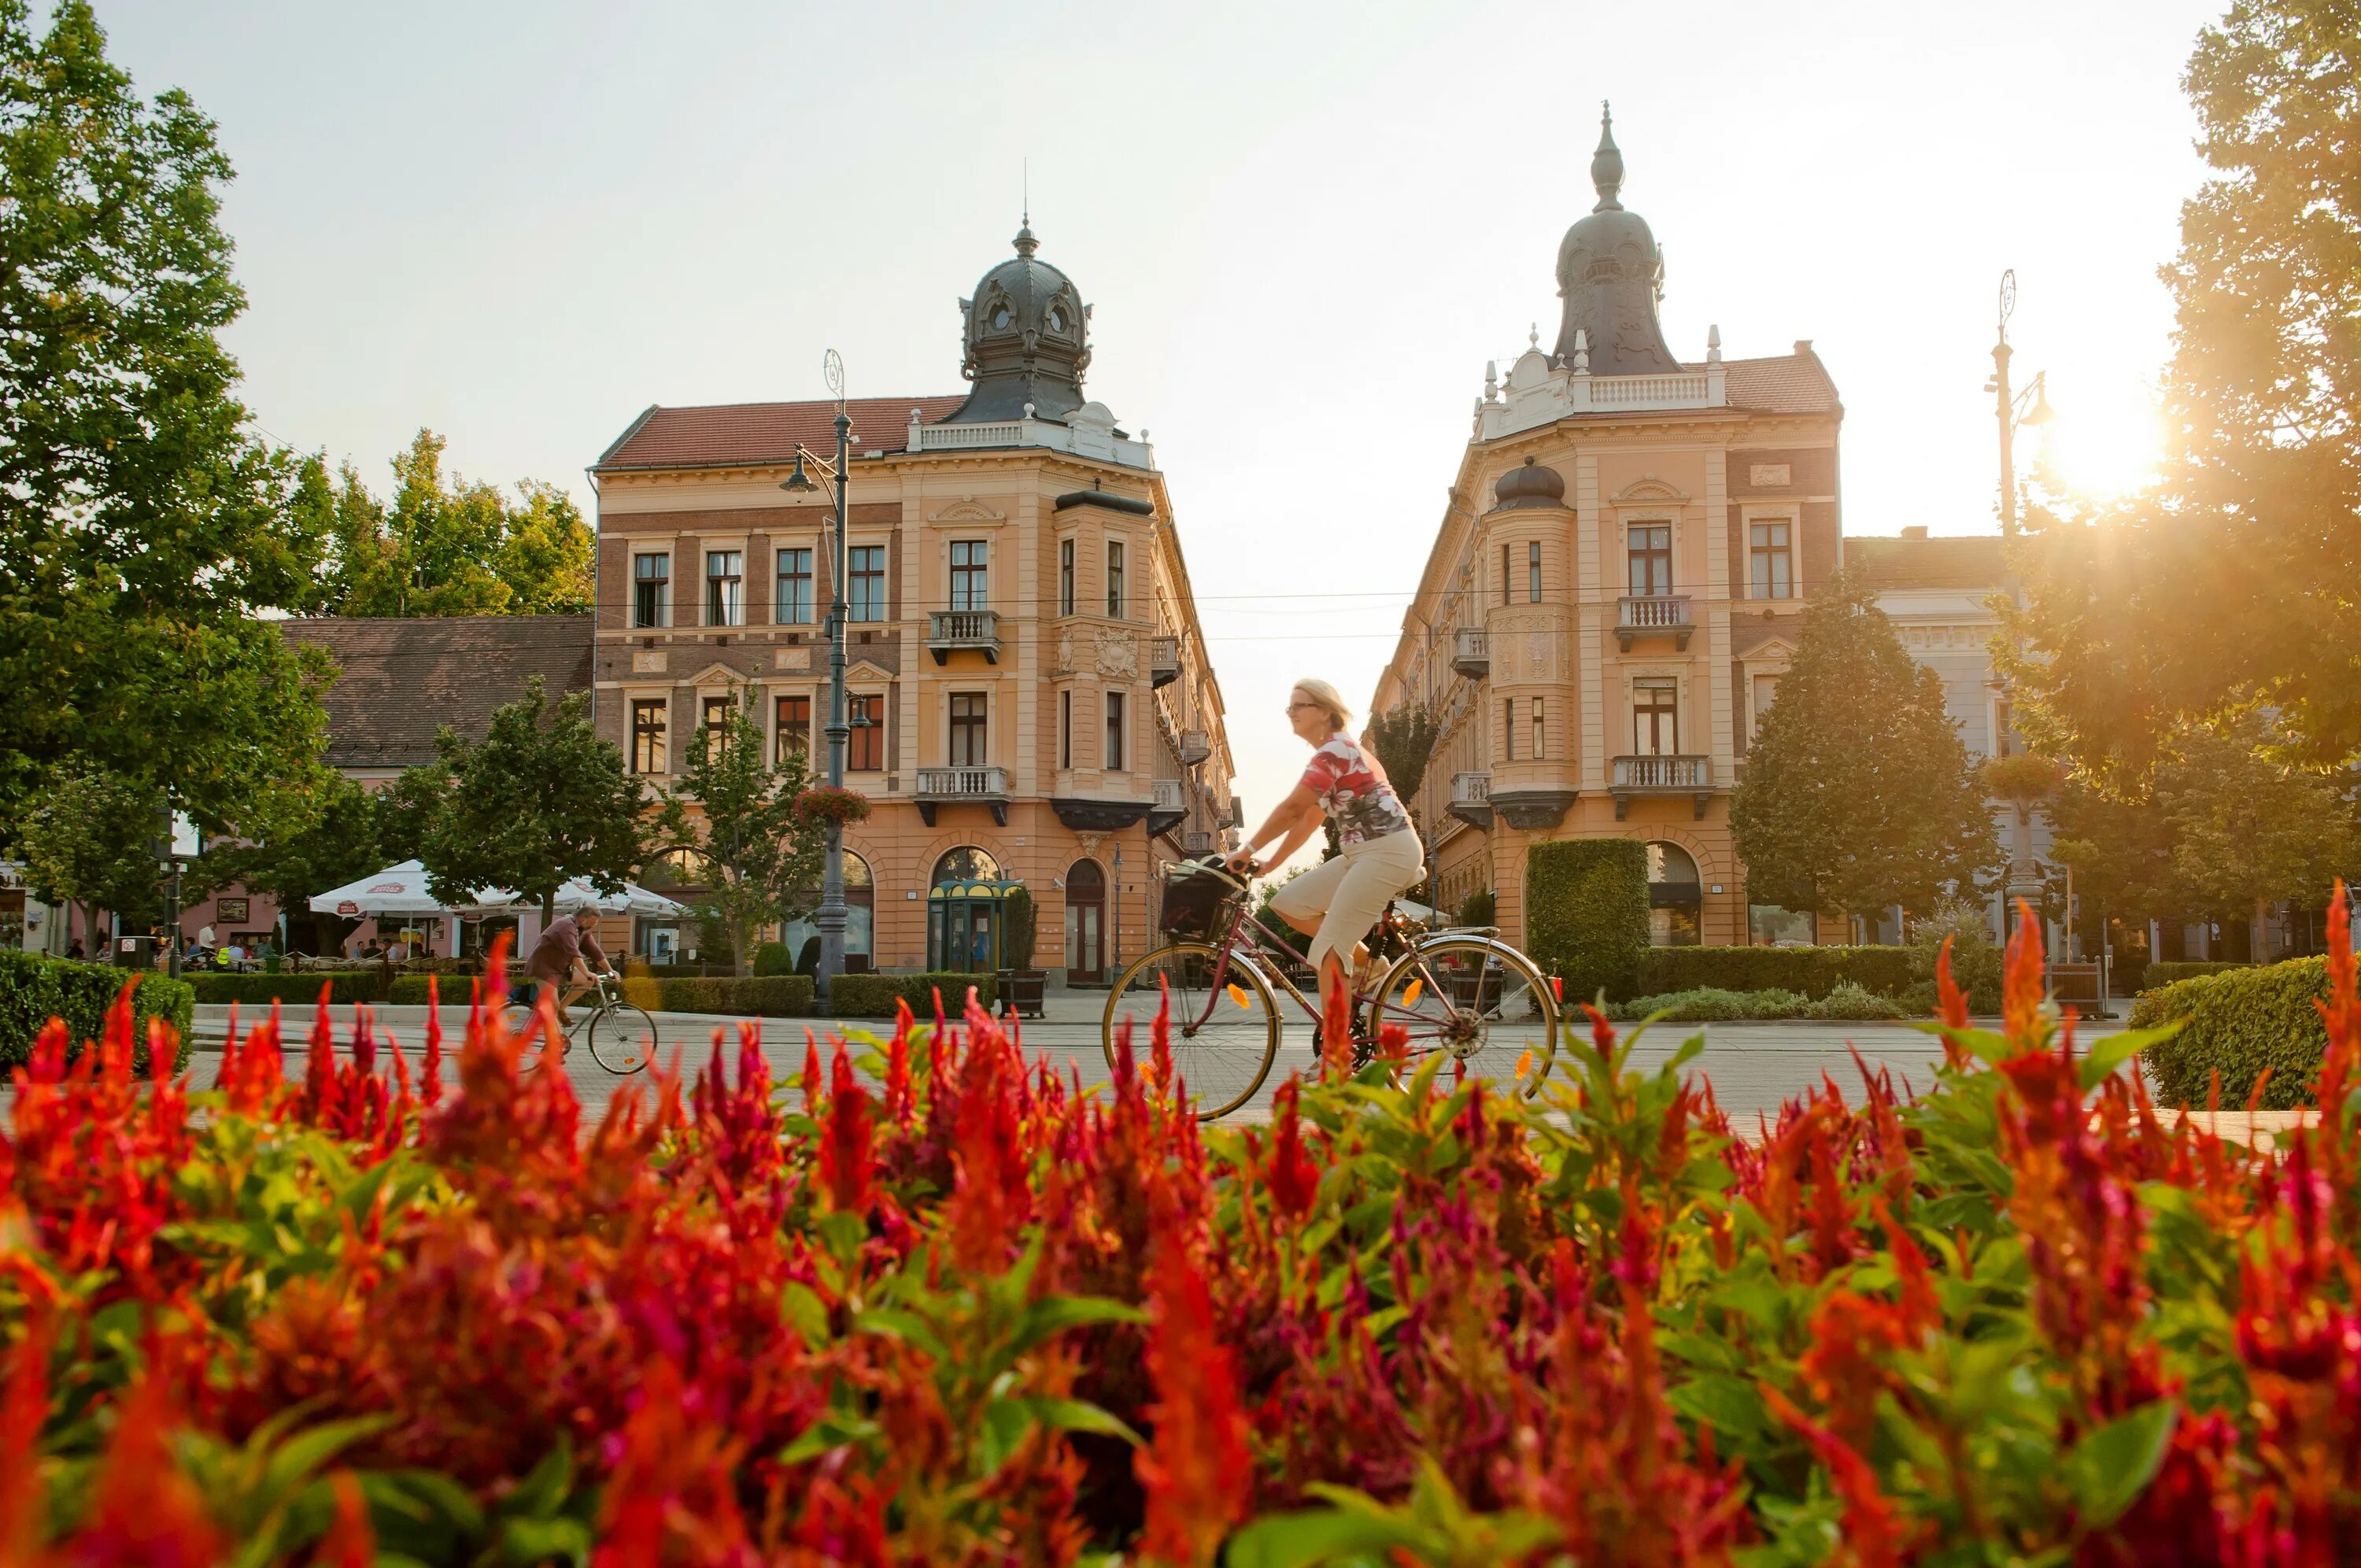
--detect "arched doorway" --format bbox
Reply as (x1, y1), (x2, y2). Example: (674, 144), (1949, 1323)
(1646, 841), (1701, 947)
(1063, 859), (1106, 984)
(927, 846), (1011, 972)
(781, 850), (876, 973)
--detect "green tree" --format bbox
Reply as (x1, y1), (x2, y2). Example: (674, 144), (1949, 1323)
(1368, 702), (1439, 812)
(2006, 0), (2361, 782)
(16, 762), (162, 943)
(663, 688), (820, 978)
(1731, 571), (2000, 920)
(413, 677), (649, 923)
(0, 2), (334, 834)
(201, 771), (404, 954)
(2155, 715), (2358, 943)
(314, 431), (594, 617)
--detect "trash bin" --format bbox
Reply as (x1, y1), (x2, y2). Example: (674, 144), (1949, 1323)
(112, 935), (157, 970)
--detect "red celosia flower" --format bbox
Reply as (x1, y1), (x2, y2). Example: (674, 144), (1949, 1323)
(1762, 1382), (1913, 1568)
(316, 1472), (375, 1568)
(68, 1371), (224, 1568)
(1319, 957), (1354, 1079)
(818, 1040), (874, 1215)
(1136, 1225), (1252, 1566)
(1265, 1075), (1319, 1219)
(1583, 1002), (1616, 1063)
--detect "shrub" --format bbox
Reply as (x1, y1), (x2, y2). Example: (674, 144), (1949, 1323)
(752, 941), (795, 977)
(1524, 839), (1646, 1003)
(1908, 896), (2003, 1013)
(1807, 979), (1905, 1020)
(652, 975), (814, 1017)
(826, 971), (998, 1017)
(0, 950), (191, 1075)
(2141, 959), (2248, 991)
(2132, 955), (2327, 1108)
(1458, 887), (1496, 928)
(187, 971), (379, 1006)
(1628, 943), (1914, 1002)
(1003, 886), (1039, 970)
(1606, 986), (1809, 1023)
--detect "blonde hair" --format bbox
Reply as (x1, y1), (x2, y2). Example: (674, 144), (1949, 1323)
(1291, 678), (1352, 735)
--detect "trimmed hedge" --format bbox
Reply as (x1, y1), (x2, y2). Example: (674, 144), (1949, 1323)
(1628, 944), (1915, 1002)
(187, 971), (381, 1006)
(827, 972), (999, 1019)
(653, 976), (814, 1017)
(1604, 980), (1908, 1024)
(2140, 960), (2249, 992)
(2130, 956), (2327, 1109)
(0, 951), (193, 1077)
(1525, 840), (1648, 1005)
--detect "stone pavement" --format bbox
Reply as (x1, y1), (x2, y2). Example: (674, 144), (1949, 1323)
(187, 993), (2131, 1131)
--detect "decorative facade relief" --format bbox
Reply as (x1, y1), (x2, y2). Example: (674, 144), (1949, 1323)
(1094, 628), (1138, 680)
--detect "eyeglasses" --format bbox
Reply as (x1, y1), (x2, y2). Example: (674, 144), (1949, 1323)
(1287, 700), (1321, 714)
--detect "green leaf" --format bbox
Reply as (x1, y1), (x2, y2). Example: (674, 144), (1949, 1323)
(781, 1281), (830, 1345)
(501, 1433), (575, 1522)
(1005, 1294), (1147, 1359)
(2078, 1024), (2178, 1090)
(1224, 1508), (1423, 1567)
(778, 1413), (881, 1467)
(2065, 1400), (2178, 1530)
(851, 1307), (951, 1360)
(495, 1514), (591, 1568)
(258, 1414), (397, 1507)
(1665, 1374), (1772, 1446)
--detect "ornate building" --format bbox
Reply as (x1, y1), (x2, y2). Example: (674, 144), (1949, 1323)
(1371, 109), (1843, 949)
(589, 223), (1237, 980)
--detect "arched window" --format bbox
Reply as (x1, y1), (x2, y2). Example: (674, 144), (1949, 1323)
(1646, 841), (1701, 948)
(932, 847), (1001, 885)
(783, 850), (875, 972)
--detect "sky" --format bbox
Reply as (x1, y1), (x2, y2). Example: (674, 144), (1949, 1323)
(68, 0), (2224, 858)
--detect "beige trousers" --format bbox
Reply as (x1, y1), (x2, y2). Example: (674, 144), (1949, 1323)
(1269, 828), (1426, 977)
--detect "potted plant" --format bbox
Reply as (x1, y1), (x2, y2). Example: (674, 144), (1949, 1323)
(997, 884), (1047, 1020)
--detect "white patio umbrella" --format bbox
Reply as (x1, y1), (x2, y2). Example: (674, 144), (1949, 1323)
(547, 876), (690, 918)
(308, 859), (514, 917)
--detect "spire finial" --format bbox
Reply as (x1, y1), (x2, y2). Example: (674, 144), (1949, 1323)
(1591, 101), (1624, 212)
(1014, 158), (1037, 256)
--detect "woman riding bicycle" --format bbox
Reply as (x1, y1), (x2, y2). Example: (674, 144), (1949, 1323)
(1226, 679), (1424, 1017)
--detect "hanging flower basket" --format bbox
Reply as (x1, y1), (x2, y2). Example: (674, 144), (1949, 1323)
(793, 785), (873, 830)
(1979, 754), (2067, 803)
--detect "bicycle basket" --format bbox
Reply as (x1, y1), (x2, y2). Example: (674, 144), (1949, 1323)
(1159, 857), (1245, 941)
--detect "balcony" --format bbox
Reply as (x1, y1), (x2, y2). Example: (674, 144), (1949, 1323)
(1227, 793), (1243, 829)
(1448, 771), (1492, 829)
(1616, 595), (1694, 651)
(1184, 830), (1215, 856)
(914, 765), (1011, 827)
(927, 608), (1002, 665)
(1610, 754), (1713, 821)
(1179, 729), (1210, 766)
(1148, 778), (1185, 839)
(1450, 627), (1489, 679)
(1150, 635), (1180, 688)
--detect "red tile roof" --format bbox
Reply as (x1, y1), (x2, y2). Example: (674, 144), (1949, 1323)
(282, 615), (594, 769)
(1719, 347), (1842, 415)
(1846, 533), (2006, 592)
(595, 396), (967, 472)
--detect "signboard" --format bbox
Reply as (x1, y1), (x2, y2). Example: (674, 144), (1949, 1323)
(337, 900), (360, 917)
(168, 810), (201, 861)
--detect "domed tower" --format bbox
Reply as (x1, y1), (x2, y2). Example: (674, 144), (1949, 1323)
(944, 221), (1092, 424)
(1550, 106), (1683, 377)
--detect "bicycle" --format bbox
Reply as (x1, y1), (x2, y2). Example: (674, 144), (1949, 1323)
(1101, 858), (1560, 1120)
(501, 971), (660, 1075)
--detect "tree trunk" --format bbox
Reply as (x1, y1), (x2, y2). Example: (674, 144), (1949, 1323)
(2255, 895), (2271, 965)
(733, 913), (750, 979)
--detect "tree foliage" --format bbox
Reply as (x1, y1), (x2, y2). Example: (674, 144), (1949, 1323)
(2005, 0), (2361, 781)
(412, 677), (649, 921)
(0, 1), (332, 834)
(1367, 701), (1439, 814)
(1732, 570), (1999, 916)
(662, 688), (820, 978)
(13, 762), (161, 938)
(302, 430), (594, 618)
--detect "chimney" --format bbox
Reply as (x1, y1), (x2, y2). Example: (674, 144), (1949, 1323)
(1900, 525), (1929, 541)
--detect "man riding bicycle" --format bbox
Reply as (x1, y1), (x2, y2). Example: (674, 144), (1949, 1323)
(519, 909), (615, 1029)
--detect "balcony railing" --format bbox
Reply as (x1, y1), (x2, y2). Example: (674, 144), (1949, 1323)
(1609, 754), (1713, 821)
(1616, 595), (1694, 651)
(1179, 729), (1210, 766)
(926, 608), (1002, 664)
(1151, 778), (1184, 814)
(1184, 830), (1215, 855)
(1450, 627), (1489, 678)
(1447, 771), (1492, 829)
(1150, 635), (1180, 688)
(913, 765), (1011, 826)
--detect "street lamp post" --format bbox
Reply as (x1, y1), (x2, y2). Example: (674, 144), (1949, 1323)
(1988, 271), (2053, 941)
(781, 351), (854, 1014)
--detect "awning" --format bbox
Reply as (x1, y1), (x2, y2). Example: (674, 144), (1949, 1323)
(308, 859), (511, 918)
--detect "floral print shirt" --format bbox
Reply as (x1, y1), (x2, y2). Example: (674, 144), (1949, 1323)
(1300, 737), (1413, 846)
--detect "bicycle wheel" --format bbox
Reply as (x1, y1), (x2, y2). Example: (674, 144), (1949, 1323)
(587, 1003), (657, 1074)
(1103, 943), (1280, 1121)
(501, 998), (570, 1072)
(1365, 937), (1558, 1098)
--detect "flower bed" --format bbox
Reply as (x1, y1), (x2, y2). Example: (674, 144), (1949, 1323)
(3, 908), (2360, 1562)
